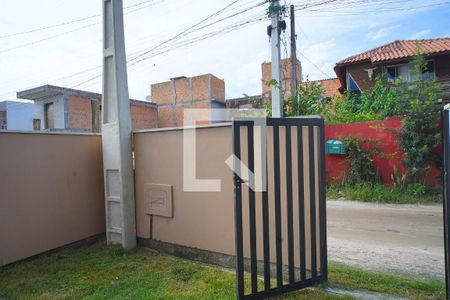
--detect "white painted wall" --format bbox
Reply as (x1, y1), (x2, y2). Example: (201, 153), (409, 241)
(33, 95), (66, 130)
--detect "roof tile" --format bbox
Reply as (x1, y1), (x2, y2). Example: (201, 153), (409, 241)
(337, 38), (450, 65)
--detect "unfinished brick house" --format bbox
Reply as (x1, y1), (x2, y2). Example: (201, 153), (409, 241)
(17, 85), (158, 132)
(151, 74), (226, 127)
(227, 58), (340, 109)
(227, 58), (301, 109)
(334, 38), (450, 101)
(261, 58), (302, 98)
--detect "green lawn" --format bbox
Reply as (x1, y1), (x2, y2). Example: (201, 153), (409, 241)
(0, 241), (445, 299)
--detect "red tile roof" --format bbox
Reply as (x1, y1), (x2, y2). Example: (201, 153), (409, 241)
(336, 38), (450, 65)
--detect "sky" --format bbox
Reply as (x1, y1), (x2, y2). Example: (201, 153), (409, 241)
(0, 0), (449, 101)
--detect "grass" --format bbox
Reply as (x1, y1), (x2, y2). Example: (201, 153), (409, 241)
(328, 262), (445, 299)
(327, 183), (441, 204)
(0, 241), (445, 299)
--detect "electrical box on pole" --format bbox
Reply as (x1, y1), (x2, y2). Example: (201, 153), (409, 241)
(268, 0), (283, 118)
(102, 0), (136, 250)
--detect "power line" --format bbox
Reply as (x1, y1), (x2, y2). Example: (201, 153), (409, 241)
(297, 50), (333, 79)
(0, 0), (163, 54)
(71, 0), (268, 88)
(127, 0), (260, 64)
(0, 0), (160, 39)
(73, 14), (267, 89)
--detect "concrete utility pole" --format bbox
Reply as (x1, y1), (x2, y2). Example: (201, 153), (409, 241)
(269, 0), (283, 117)
(102, 0), (136, 250)
(290, 5), (298, 98)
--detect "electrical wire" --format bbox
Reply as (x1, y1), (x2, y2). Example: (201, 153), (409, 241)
(0, 0), (163, 54)
(70, 0), (268, 88)
(2, 0), (446, 97)
(0, 0), (161, 39)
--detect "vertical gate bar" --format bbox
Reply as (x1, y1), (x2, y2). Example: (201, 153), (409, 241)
(262, 126), (271, 292)
(273, 124), (283, 287)
(233, 122), (244, 299)
(318, 120), (328, 279)
(308, 125), (317, 278)
(248, 125), (258, 294)
(443, 110), (450, 300)
(286, 125), (295, 284)
(297, 125), (306, 281)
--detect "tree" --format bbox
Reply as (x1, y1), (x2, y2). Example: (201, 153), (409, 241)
(396, 52), (443, 183)
(283, 79), (328, 117)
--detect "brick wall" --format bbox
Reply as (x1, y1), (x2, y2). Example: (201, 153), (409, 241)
(192, 76), (209, 101)
(151, 74), (225, 105)
(68, 96), (94, 130)
(151, 81), (173, 105)
(262, 58), (302, 97)
(210, 75), (225, 101)
(151, 74), (225, 128)
(67, 96), (157, 131)
(346, 61), (381, 91)
(306, 78), (341, 98)
(131, 101), (158, 130)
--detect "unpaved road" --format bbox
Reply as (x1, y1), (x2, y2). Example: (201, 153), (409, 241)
(327, 200), (444, 279)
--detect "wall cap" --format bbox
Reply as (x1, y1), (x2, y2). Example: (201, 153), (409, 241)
(0, 130), (101, 136)
(133, 122), (232, 134)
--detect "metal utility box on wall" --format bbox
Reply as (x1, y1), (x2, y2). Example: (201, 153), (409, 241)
(144, 183), (173, 218)
(325, 140), (346, 155)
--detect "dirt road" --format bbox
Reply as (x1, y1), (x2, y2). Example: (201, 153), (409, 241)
(327, 200), (444, 279)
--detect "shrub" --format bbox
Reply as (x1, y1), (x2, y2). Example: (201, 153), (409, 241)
(341, 135), (381, 185)
(396, 54), (443, 184)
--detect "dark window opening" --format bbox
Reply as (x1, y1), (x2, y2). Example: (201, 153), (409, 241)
(44, 103), (54, 129)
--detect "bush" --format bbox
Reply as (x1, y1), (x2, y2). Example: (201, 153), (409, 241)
(396, 54), (442, 184)
(341, 135), (381, 185)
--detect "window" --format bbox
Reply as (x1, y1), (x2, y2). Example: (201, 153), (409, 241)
(44, 103), (54, 129)
(346, 72), (361, 93)
(386, 60), (435, 82)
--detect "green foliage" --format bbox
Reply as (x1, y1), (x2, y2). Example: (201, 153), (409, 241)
(406, 183), (427, 196)
(322, 76), (400, 124)
(284, 79), (329, 117)
(264, 79), (329, 117)
(396, 54), (443, 183)
(322, 95), (381, 124)
(341, 135), (381, 185)
(327, 183), (440, 204)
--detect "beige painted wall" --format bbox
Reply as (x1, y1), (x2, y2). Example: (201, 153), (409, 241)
(0, 131), (105, 266)
(134, 123), (323, 270)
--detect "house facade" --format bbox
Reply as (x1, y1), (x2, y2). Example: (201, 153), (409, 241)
(334, 38), (450, 101)
(17, 85), (158, 132)
(151, 74), (226, 127)
(0, 100), (34, 131)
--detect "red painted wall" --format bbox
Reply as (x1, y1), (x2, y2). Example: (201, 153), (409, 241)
(324, 117), (441, 187)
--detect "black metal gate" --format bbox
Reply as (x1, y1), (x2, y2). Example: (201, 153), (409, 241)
(233, 117), (327, 299)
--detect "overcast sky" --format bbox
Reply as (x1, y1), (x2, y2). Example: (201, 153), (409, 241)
(0, 0), (449, 101)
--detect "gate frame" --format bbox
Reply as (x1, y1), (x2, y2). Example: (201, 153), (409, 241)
(233, 117), (327, 300)
(442, 108), (450, 299)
